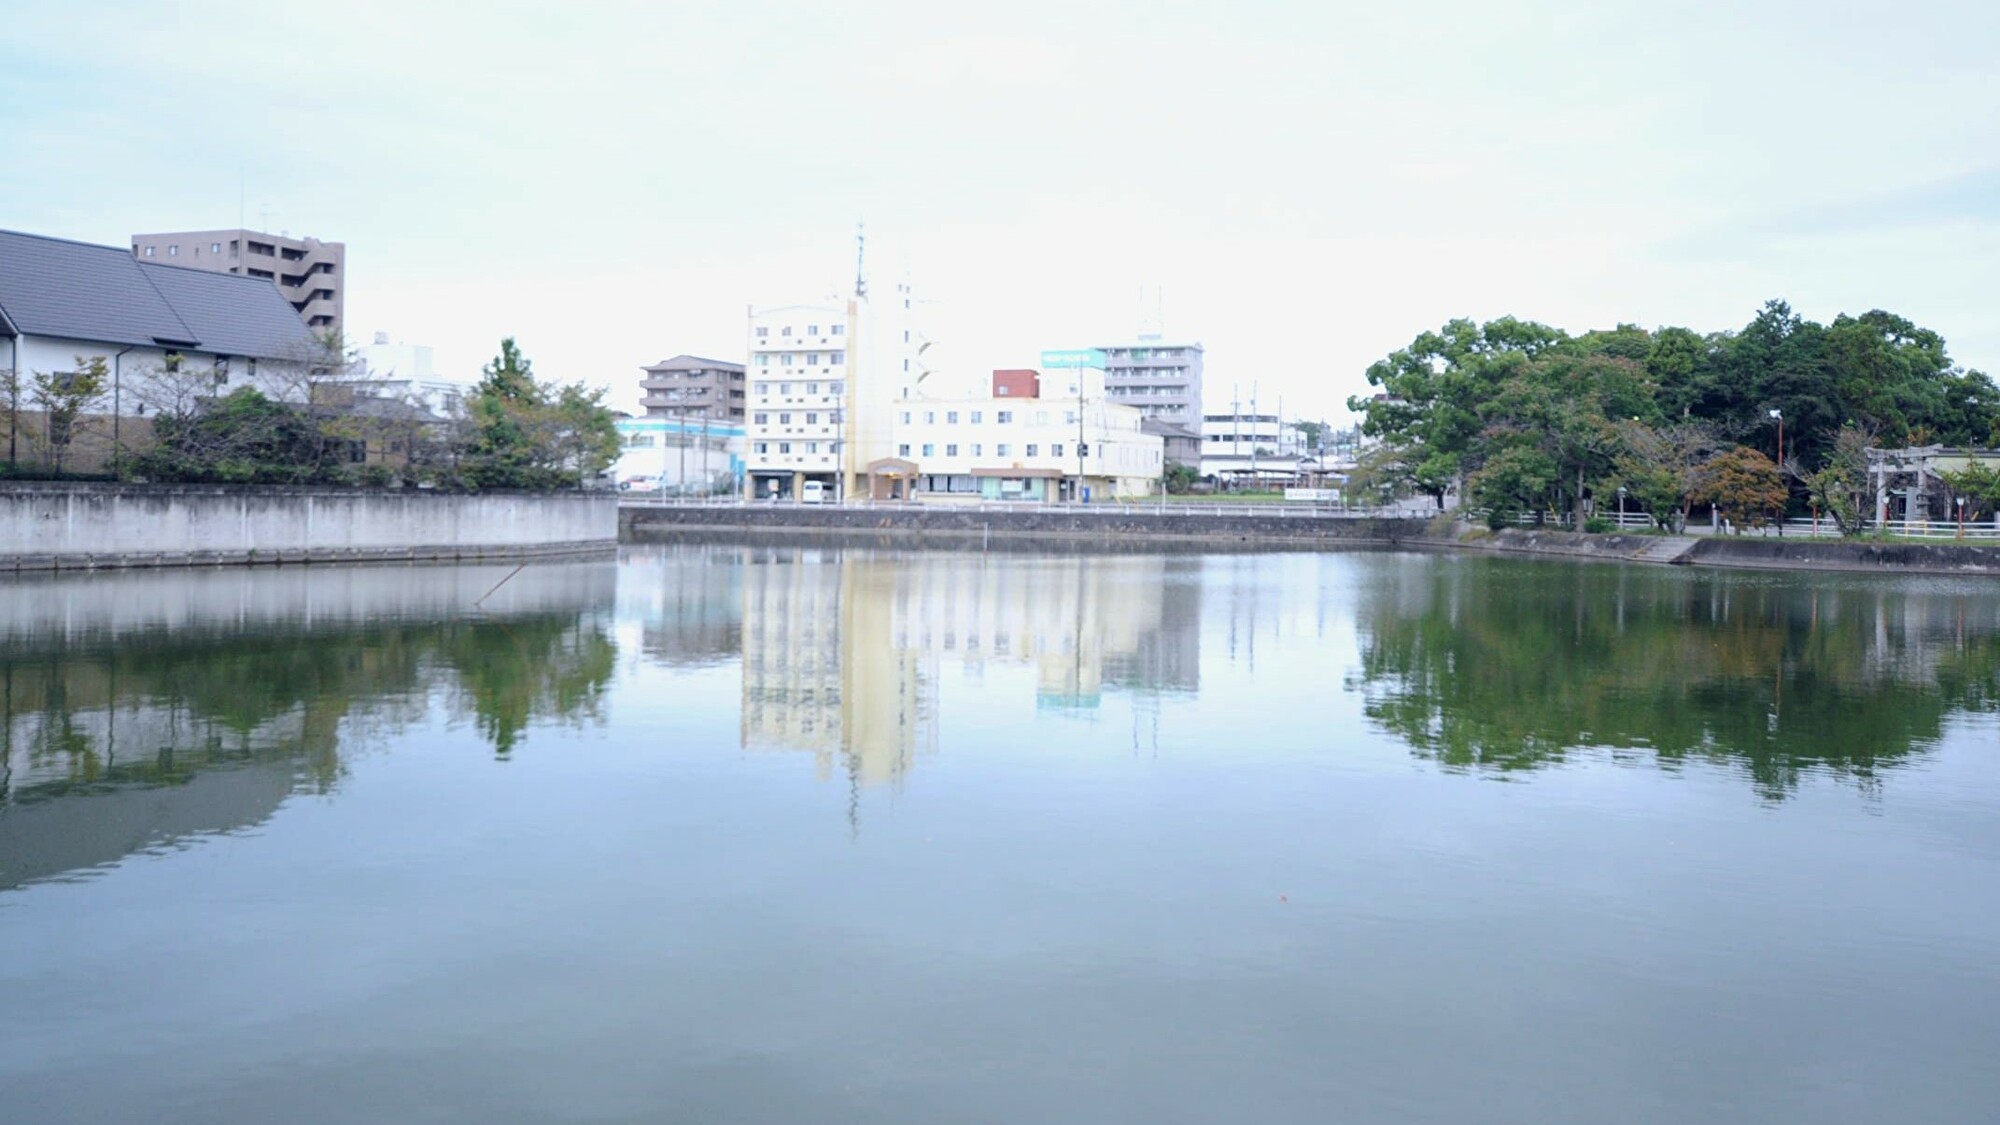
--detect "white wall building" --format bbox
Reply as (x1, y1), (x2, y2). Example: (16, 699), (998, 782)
(741, 278), (920, 501)
(354, 332), (472, 416)
(1199, 409), (1308, 483)
(892, 363), (1164, 502)
(611, 415), (744, 493)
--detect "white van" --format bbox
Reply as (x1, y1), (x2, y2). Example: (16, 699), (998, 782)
(800, 481), (828, 504)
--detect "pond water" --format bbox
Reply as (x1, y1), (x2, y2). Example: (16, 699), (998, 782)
(3, 544), (1997, 1123)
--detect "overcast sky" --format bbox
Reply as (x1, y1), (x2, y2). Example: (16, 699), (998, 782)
(5, 0), (1997, 419)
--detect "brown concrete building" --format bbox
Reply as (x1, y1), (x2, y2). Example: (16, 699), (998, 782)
(132, 228), (346, 335)
(641, 354), (746, 423)
(991, 368), (1041, 399)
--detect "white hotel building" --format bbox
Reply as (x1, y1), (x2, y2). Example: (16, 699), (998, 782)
(742, 281), (919, 501)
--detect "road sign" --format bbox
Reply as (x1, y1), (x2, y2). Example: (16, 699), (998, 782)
(1039, 348), (1107, 369)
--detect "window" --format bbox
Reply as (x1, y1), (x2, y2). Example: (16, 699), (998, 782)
(903, 359), (910, 371)
(1026, 444), (1038, 457)
(211, 242), (221, 254)
(900, 411), (911, 424)
(996, 443), (1010, 456)
(779, 413), (792, 424)
(781, 326), (792, 337)
(898, 444), (911, 457)
(627, 434), (656, 448)
(805, 413), (818, 424)
(972, 443), (983, 457)
(922, 443), (935, 456)
(829, 381), (844, 394)
(753, 412), (768, 424)
(779, 383), (791, 394)
(781, 354), (794, 367)
(970, 410), (983, 423)
(830, 351), (845, 364)
(903, 330), (910, 342)
(997, 386), (1010, 396)
(807, 353), (819, 366)
(1035, 411), (1049, 425)
(141, 245), (154, 257)
(755, 327), (769, 338)
(807, 442), (819, 453)
(806, 382), (819, 395)
(164, 352), (182, 373)
(807, 324), (819, 336)
(757, 355), (770, 367)
(997, 411), (1013, 423)
(755, 382), (770, 394)
(1051, 443), (1064, 459)
(945, 444), (958, 457)
(1065, 411), (1077, 425)
(831, 324), (844, 335)
(924, 411), (935, 424)
(167, 244), (179, 256)
(946, 411), (958, 424)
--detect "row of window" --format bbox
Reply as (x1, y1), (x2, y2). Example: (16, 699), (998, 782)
(752, 411), (839, 426)
(896, 442), (1068, 460)
(753, 381), (843, 396)
(754, 351), (844, 368)
(754, 324), (844, 338)
(753, 441), (834, 454)
(897, 409), (1077, 426)
(139, 240), (225, 258)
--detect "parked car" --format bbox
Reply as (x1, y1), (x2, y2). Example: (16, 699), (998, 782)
(800, 481), (828, 504)
(619, 475), (662, 492)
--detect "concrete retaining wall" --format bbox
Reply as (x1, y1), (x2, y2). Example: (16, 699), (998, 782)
(621, 503), (1446, 548)
(1687, 536), (2000, 574)
(1, 483), (618, 571)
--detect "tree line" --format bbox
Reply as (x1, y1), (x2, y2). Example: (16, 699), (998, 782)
(1346, 301), (1998, 531)
(3, 335), (619, 491)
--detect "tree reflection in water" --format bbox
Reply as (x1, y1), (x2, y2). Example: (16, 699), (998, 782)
(1348, 559), (2000, 799)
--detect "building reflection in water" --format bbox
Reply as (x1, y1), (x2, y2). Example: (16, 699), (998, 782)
(729, 547), (1204, 789)
(0, 561), (617, 891)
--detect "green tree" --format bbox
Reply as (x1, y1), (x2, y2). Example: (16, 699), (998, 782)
(136, 387), (330, 483)
(1162, 460), (1200, 494)
(459, 338), (616, 490)
(1796, 423), (1877, 536)
(30, 356), (109, 474)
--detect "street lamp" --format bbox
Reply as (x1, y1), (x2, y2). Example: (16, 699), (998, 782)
(1958, 494), (1967, 539)
(1768, 408), (1784, 467)
(1617, 485), (1627, 526)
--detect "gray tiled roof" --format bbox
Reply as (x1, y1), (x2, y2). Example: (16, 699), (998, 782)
(0, 228), (315, 360)
(139, 261), (316, 360)
(0, 229), (196, 347)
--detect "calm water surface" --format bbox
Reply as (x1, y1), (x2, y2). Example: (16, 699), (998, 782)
(2, 545), (1997, 1123)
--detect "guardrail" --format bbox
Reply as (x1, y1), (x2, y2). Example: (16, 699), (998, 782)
(619, 496), (1443, 520)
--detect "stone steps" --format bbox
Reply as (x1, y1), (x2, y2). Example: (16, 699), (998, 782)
(1629, 536), (1699, 564)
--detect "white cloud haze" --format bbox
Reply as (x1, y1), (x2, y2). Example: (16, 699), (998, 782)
(4, 0), (1997, 419)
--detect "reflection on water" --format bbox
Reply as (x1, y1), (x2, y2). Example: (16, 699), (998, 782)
(1346, 559), (2000, 798)
(0, 562), (617, 890)
(733, 547), (1203, 786)
(7, 547), (2000, 1123)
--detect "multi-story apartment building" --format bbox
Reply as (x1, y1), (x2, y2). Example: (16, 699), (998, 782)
(639, 354), (746, 423)
(1094, 337), (1204, 435)
(742, 279), (919, 501)
(132, 228), (345, 334)
(893, 364), (1164, 501)
(1199, 409), (1308, 485)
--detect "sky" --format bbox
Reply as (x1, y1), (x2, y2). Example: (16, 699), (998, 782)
(4, 0), (1998, 421)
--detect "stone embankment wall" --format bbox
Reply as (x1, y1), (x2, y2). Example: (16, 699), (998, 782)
(623, 504), (2000, 575)
(1, 483), (618, 571)
(1685, 536), (2000, 574)
(621, 503), (1448, 548)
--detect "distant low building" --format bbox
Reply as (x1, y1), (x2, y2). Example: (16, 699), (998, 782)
(641, 354), (746, 423)
(613, 415), (745, 494)
(354, 332), (472, 416)
(1142, 418), (1201, 466)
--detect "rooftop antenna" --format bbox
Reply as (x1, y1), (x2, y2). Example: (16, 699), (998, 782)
(854, 222), (868, 300)
(1138, 285), (1164, 340)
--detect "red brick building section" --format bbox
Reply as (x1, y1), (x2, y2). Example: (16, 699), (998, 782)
(991, 369), (1041, 399)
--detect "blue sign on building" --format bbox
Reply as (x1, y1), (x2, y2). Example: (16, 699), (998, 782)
(1038, 348), (1108, 369)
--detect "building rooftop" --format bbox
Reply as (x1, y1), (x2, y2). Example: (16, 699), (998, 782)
(0, 228), (315, 359)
